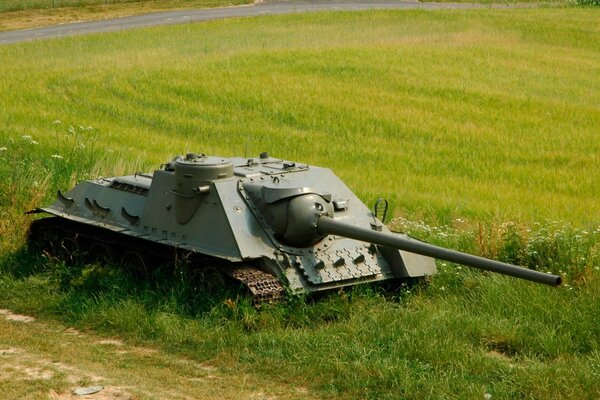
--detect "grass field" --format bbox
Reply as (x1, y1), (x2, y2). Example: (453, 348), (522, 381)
(1, 8), (600, 400)
(2, 9), (599, 225)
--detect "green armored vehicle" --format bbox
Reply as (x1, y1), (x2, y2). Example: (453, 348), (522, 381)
(29, 153), (561, 303)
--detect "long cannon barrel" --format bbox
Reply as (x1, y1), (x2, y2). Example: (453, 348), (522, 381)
(316, 217), (561, 287)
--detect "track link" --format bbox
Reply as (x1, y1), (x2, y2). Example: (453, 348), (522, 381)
(225, 266), (285, 306)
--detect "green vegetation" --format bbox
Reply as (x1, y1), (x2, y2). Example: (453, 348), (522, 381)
(1, 8), (599, 399)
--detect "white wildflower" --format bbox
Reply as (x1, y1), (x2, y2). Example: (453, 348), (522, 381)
(86, 126), (93, 131)
(484, 394), (492, 400)
(53, 120), (62, 125)
(0, 147), (7, 151)
(51, 154), (63, 159)
(68, 126), (75, 134)
(31, 140), (39, 145)
(21, 135), (32, 140)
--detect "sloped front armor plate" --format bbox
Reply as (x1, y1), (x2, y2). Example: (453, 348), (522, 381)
(288, 247), (381, 285)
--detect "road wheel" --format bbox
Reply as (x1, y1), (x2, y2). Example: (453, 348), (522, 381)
(54, 235), (81, 265)
(121, 251), (149, 278)
(199, 267), (226, 294)
(87, 242), (116, 265)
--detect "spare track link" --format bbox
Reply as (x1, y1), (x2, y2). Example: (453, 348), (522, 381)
(226, 266), (285, 306)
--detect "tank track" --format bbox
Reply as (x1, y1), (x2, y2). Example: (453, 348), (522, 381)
(225, 266), (285, 306)
(28, 216), (285, 305)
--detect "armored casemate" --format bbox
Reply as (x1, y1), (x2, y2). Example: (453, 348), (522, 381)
(29, 153), (561, 303)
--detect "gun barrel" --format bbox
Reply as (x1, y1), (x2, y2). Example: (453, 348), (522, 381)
(316, 217), (561, 287)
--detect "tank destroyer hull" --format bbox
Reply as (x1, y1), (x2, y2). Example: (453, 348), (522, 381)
(30, 152), (560, 304)
(30, 153), (436, 302)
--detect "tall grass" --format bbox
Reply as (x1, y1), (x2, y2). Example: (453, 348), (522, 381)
(392, 218), (600, 284)
(0, 123), (149, 253)
(0, 9), (599, 399)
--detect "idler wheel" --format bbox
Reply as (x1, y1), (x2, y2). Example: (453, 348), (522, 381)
(199, 267), (226, 293)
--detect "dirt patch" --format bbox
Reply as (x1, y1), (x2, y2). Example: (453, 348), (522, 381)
(23, 366), (55, 380)
(0, 308), (35, 323)
(0, 308), (316, 399)
(97, 339), (124, 346)
(0, 341), (108, 387)
(486, 350), (515, 367)
(0, 363), (55, 381)
(1, 347), (131, 399)
(49, 386), (133, 400)
(129, 345), (158, 356)
(49, 361), (102, 383)
(248, 392), (279, 400)
(65, 327), (82, 335)
(0, 346), (22, 355)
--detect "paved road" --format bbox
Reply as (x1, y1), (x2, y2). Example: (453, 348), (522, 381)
(0, 0), (509, 45)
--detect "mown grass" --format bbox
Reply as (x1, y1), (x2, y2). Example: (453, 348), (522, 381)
(1, 8), (599, 399)
(0, 0), (252, 31)
(0, 0), (249, 13)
